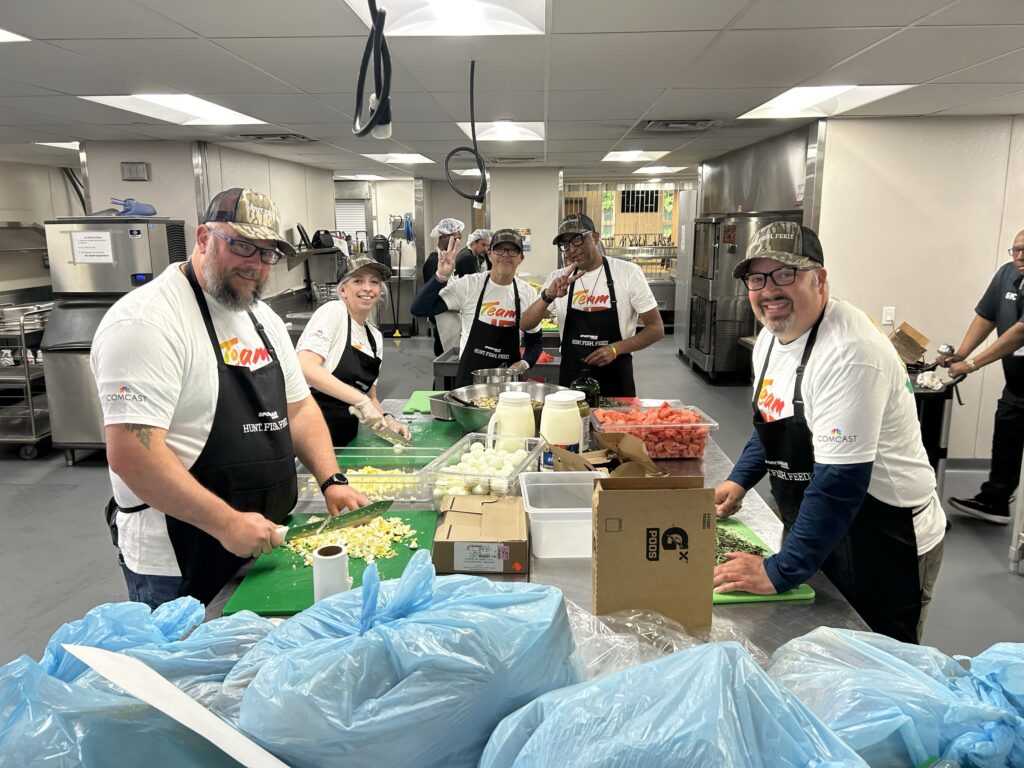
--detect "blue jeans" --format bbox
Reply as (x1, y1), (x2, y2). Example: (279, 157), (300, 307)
(118, 553), (182, 609)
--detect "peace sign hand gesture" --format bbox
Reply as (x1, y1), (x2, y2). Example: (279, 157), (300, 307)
(546, 265), (584, 299)
(437, 236), (461, 280)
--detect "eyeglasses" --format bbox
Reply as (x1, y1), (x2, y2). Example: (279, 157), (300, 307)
(491, 246), (520, 256)
(556, 233), (588, 252)
(741, 265), (818, 291)
(1009, 247), (1024, 257)
(208, 227), (284, 265)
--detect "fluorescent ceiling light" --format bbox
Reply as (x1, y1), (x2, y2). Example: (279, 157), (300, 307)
(362, 153), (434, 164)
(602, 150), (669, 163)
(634, 166), (686, 174)
(342, 0), (544, 36)
(80, 94), (264, 125)
(454, 168), (490, 177)
(456, 121), (544, 141)
(336, 174), (391, 181)
(34, 141), (80, 151)
(647, 178), (662, 183)
(0, 27), (30, 43)
(739, 85), (914, 119)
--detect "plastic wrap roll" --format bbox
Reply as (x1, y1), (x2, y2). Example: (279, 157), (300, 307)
(313, 545), (351, 602)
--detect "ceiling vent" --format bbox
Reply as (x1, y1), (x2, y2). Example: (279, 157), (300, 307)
(237, 132), (316, 143)
(642, 119), (721, 133)
(488, 156), (540, 164)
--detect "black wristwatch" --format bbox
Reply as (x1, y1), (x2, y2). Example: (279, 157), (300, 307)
(319, 472), (349, 494)
(540, 289), (555, 304)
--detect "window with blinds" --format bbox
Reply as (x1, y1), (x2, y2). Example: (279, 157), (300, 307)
(334, 200), (366, 236)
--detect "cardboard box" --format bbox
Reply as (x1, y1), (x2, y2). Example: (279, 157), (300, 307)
(592, 476), (715, 632)
(888, 321), (929, 364)
(433, 495), (530, 575)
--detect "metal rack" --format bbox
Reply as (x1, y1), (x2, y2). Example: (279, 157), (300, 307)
(0, 304), (51, 459)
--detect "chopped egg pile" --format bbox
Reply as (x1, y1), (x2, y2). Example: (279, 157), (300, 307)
(346, 465), (419, 501)
(432, 442), (530, 504)
(284, 515), (418, 566)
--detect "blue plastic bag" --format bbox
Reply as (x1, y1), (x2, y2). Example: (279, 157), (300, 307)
(480, 641), (867, 768)
(224, 550), (579, 768)
(966, 644), (1024, 717)
(0, 607), (273, 767)
(767, 628), (1024, 768)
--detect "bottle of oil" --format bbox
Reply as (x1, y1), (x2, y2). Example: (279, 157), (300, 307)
(571, 366), (601, 410)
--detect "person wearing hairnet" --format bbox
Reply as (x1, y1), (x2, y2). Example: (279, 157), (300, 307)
(423, 218), (465, 357)
(455, 229), (492, 276)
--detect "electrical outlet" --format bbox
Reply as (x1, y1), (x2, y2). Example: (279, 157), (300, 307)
(882, 306), (896, 325)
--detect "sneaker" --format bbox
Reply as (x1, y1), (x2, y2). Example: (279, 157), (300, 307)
(948, 496), (1011, 525)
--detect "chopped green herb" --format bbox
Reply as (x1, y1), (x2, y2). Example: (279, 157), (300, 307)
(715, 528), (768, 565)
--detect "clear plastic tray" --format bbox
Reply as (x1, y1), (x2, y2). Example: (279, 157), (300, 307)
(519, 471), (603, 558)
(296, 446), (443, 503)
(421, 433), (543, 505)
(590, 403), (719, 459)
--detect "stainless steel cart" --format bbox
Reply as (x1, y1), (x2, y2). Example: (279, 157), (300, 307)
(0, 304), (51, 459)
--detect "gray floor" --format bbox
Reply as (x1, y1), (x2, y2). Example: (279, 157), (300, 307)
(0, 335), (1020, 663)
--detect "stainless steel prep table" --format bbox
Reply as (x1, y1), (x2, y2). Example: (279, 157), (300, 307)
(207, 398), (868, 653)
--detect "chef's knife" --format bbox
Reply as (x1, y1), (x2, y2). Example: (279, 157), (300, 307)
(347, 406), (414, 447)
(280, 499), (394, 542)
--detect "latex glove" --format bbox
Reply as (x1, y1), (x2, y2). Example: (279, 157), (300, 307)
(385, 416), (412, 439)
(508, 360), (530, 374)
(351, 398), (384, 424)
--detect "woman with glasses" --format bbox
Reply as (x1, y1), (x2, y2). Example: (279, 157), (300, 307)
(411, 228), (543, 388)
(296, 256), (410, 446)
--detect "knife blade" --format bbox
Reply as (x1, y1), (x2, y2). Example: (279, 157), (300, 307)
(282, 499), (394, 542)
(348, 406), (414, 447)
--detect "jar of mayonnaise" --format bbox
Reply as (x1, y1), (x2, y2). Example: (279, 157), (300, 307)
(539, 389), (585, 469)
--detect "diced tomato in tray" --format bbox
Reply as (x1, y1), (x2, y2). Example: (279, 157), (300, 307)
(592, 402), (717, 459)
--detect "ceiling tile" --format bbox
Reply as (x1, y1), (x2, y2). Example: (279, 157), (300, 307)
(199, 93), (349, 123)
(135, 0), (365, 37)
(0, 77), (63, 97)
(0, 95), (169, 125)
(841, 83), (1024, 115)
(647, 87), (787, 120)
(46, 124), (173, 141)
(734, 0), (951, 28)
(1, 0), (195, 39)
(315, 92), (454, 123)
(430, 91), (545, 122)
(547, 121), (635, 139)
(548, 90), (663, 121)
(920, 0), (1024, 25)
(674, 28), (894, 87)
(806, 27), (1024, 86)
(550, 32), (717, 90)
(56, 39), (295, 94)
(0, 42), (173, 95)
(108, 124), (245, 139)
(0, 126), (66, 142)
(937, 89), (1024, 115)
(552, 0), (746, 32)
(390, 122), (465, 141)
(671, 136), (758, 151)
(703, 118), (815, 137)
(935, 48), (1024, 84)
(388, 37), (546, 92)
(544, 139), (619, 153)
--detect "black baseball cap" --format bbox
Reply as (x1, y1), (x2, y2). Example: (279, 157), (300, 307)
(490, 228), (523, 253)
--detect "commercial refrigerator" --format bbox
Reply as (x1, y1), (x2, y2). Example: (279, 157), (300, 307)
(40, 218), (187, 464)
(687, 211), (802, 380)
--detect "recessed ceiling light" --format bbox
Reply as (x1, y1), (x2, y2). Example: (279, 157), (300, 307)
(341, 0), (544, 36)
(602, 150), (669, 163)
(456, 121), (544, 141)
(362, 153), (434, 164)
(739, 85), (914, 119)
(633, 166), (686, 174)
(336, 174), (392, 181)
(34, 141), (80, 151)
(80, 94), (264, 125)
(0, 27), (29, 43)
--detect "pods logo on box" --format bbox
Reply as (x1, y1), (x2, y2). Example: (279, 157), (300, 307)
(646, 527), (689, 562)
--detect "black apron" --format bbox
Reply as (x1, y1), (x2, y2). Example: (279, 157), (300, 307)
(311, 314), (381, 446)
(454, 276), (523, 388)
(558, 259), (635, 396)
(752, 310), (923, 643)
(110, 263), (298, 605)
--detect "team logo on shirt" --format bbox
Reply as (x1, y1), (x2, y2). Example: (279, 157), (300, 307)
(817, 427), (857, 444)
(220, 336), (270, 366)
(571, 290), (610, 311)
(478, 301), (518, 326)
(106, 384), (147, 403)
(757, 379), (785, 422)
(1005, 291), (1018, 301)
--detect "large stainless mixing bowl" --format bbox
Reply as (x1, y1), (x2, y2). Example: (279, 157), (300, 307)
(472, 367), (521, 384)
(445, 382), (567, 433)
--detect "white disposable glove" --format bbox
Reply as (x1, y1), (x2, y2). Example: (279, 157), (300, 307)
(508, 360), (530, 374)
(351, 398), (385, 424)
(385, 417), (412, 439)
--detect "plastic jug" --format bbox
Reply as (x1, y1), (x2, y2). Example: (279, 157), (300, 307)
(486, 391), (536, 450)
(539, 390), (585, 469)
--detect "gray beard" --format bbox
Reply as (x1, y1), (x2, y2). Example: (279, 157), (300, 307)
(761, 314), (796, 336)
(202, 258), (264, 311)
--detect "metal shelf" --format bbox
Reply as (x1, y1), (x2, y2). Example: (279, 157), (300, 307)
(0, 364), (45, 384)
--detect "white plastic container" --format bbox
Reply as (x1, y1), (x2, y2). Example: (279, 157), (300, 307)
(519, 471), (603, 558)
(486, 390), (536, 450)
(539, 389), (585, 469)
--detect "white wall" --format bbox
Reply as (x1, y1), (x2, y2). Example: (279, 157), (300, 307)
(819, 116), (1024, 459)
(424, 179), (474, 249)
(0, 160), (78, 290)
(488, 167), (560, 280)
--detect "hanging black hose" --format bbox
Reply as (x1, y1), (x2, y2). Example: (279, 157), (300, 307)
(352, 0), (392, 138)
(444, 60), (488, 208)
(62, 167), (87, 214)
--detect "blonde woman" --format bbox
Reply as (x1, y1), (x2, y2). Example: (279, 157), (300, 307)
(296, 256), (410, 446)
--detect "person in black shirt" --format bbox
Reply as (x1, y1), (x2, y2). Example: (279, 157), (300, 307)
(454, 229), (492, 277)
(941, 229), (1024, 524)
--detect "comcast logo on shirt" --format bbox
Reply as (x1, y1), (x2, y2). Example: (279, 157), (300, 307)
(106, 385), (147, 403)
(818, 427), (856, 444)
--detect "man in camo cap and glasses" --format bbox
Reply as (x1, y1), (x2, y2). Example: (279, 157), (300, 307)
(92, 188), (368, 609)
(713, 220), (946, 644)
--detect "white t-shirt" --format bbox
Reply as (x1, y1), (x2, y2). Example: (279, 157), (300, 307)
(439, 272), (541, 356)
(751, 297), (945, 554)
(91, 263), (311, 577)
(296, 299), (383, 386)
(542, 257), (658, 342)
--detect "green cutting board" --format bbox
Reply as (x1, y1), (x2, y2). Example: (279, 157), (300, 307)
(403, 390), (445, 414)
(349, 418), (466, 448)
(713, 518), (815, 604)
(222, 509), (438, 616)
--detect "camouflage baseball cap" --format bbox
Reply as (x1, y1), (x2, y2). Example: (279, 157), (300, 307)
(490, 228), (523, 253)
(552, 212), (596, 244)
(339, 254), (392, 282)
(202, 188), (296, 258)
(732, 221), (824, 279)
